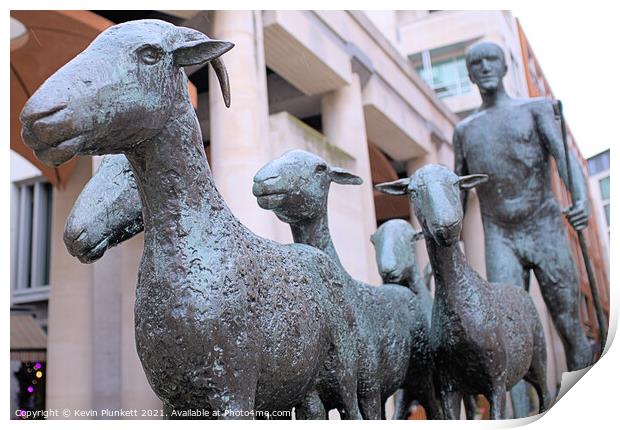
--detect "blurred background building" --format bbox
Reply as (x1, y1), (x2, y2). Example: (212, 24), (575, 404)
(10, 10), (610, 420)
(587, 149), (610, 271)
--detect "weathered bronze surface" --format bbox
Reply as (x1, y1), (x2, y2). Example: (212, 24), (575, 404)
(376, 165), (550, 420)
(21, 20), (367, 419)
(64, 154), (143, 263)
(454, 41), (592, 373)
(372, 220), (479, 420)
(252, 149), (441, 419)
(370, 219), (439, 419)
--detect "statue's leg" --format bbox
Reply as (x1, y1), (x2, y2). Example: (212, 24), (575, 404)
(532, 224), (592, 370)
(484, 227), (533, 418)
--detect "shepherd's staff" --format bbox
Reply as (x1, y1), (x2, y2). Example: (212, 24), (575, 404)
(554, 99), (607, 355)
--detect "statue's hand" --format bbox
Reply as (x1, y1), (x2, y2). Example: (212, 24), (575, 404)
(563, 199), (590, 231)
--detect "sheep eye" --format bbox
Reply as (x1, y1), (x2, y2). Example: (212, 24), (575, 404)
(138, 45), (163, 65)
(315, 164), (327, 173)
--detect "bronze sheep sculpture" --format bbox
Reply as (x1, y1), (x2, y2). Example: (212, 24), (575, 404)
(376, 164), (550, 419)
(21, 19), (558, 421)
(253, 149), (443, 419)
(21, 20), (367, 419)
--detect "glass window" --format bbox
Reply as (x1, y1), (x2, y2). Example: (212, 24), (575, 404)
(604, 204), (610, 226)
(588, 151), (610, 176)
(599, 176), (610, 201)
(12, 180), (52, 291)
(417, 56), (472, 99)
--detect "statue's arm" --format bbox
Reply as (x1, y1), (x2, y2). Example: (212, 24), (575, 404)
(453, 126), (469, 215)
(534, 101), (590, 230)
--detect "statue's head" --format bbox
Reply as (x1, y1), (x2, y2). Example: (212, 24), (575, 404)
(252, 149), (362, 225)
(20, 19), (233, 166)
(370, 219), (423, 285)
(375, 165), (488, 247)
(465, 41), (507, 93)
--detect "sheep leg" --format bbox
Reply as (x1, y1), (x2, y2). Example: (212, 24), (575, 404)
(336, 372), (363, 419)
(392, 388), (413, 420)
(487, 382), (507, 420)
(524, 331), (551, 413)
(333, 340), (364, 420)
(357, 354), (382, 419)
(359, 386), (382, 420)
(464, 395), (478, 419)
(420, 377), (445, 420)
(525, 374), (549, 415)
(295, 390), (326, 419)
(439, 390), (462, 420)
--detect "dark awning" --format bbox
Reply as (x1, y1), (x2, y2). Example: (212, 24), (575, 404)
(10, 11), (114, 188)
(10, 314), (47, 361)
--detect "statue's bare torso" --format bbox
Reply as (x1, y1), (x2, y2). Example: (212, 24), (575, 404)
(456, 98), (558, 226)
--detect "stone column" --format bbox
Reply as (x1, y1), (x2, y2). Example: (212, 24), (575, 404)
(321, 73), (380, 285)
(46, 157), (94, 417)
(435, 139), (454, 168)
(119, 234), (162, 418)
(208, 10), (276, 239)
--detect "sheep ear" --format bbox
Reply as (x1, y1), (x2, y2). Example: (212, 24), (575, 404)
(173, 29), (234, 67)
(409, 229), (424, 248)
(329, 167), (363, 185)
(412, 229), (425, 242)
(458, 174), (488, 190)
(375, 178), (410, 196)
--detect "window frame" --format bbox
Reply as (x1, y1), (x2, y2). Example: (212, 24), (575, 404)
(416, 54), (472, 99)
(11, 176), (52, 304)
